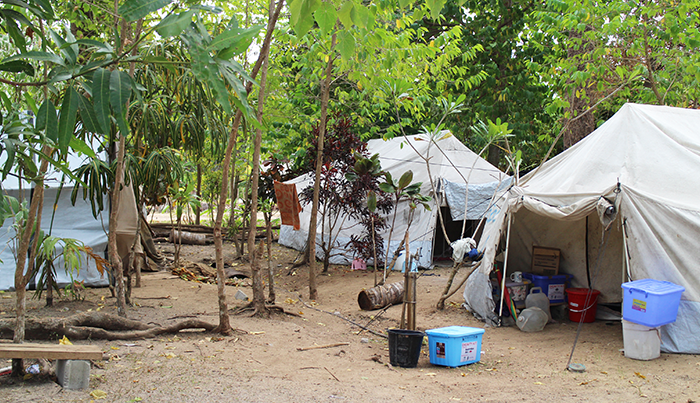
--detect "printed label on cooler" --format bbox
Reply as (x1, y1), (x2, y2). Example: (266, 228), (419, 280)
(461, 341), (477, 363)
(549, 284), (565, 301)
(436, 342), (446, 358)
(632, 299), (647, 313)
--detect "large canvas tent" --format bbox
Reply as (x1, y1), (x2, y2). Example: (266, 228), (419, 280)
(463, 103), (700, 354)
(279, 133), (509, 268)
(0, 148), (137, 291)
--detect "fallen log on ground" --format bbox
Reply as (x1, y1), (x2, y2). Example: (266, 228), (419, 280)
(150, 223), (215, 236)
(170, 230), (210, 245)
(357, 282), (404, 310)
(0, 312), (216, 341)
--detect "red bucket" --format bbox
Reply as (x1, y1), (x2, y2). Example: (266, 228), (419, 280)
(566, 288), (601, 323)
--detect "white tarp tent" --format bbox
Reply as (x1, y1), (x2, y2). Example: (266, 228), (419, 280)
(279, 133), (509, 268)
(0, 149), (110, 291)
(463, 103), (700, 354)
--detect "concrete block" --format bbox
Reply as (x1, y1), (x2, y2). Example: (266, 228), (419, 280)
(55, 359), (91, 390)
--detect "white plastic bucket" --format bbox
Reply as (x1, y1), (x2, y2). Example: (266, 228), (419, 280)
(622, 319), (660, 360)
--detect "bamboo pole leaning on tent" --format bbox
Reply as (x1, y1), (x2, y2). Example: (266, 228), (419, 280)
(499, 215), (513, 319)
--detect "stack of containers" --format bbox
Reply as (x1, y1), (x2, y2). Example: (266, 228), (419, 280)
(620, 279), (685, 360)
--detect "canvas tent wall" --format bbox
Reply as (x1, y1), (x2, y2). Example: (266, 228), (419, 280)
(0, 150), (111, 291)
(463, 103), (700, 354)
(279, 133), (509, 268)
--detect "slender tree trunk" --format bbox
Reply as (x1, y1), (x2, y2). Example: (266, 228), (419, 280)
(109, 136), (127, 317)
(228, 153), (237, 232)
(213, 109), (241, 334)
(563, 28), (597, 148)
(134, 197), (145, 288)
(232, 174), (244, 257)
(195, 163), (202, 225)
(307, 34), (337, 301)
(240, 170), (251, 257)
(107, 16), (141, 318)
(265, 211), (275, 304)
(108, 0), (127, 319)
(486, 143), (500, 168)
(382, 195), (400, 284)
(212, 0), (285, 332)
(12, 148), (51, 375)
(371, 215), (378, 287)
(642, 27), (663, 104)
(247, 26), (272, 315)
(46, 271), (53, 307)
(174, 216), (182, 266)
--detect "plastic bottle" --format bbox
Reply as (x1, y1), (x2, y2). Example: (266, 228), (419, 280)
(516, 307), (548, 332)
(525, 286), (552, 322)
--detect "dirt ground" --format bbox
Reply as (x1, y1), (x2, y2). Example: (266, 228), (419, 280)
(1, 239), (699, 403)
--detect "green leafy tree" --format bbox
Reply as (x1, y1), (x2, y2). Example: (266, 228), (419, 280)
(0, 0), (267, 344)
(528, 0), (700, 147)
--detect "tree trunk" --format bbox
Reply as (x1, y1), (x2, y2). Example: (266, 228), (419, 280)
(212, 0), (285, 332)
(46, 271), (53, 307)
(642, 27), (663, 105)
(265, 211), (275, 304)
(240, 172), (251, 257)
(195, 163), (202, 225)
(232, 175), (244, 257)
(107, 16), (142, 318)
(307, 33), (337, 301)
(563, 93), (596, 148)
(213, 110), (239, 334)
(109, 135), (128, 317)
(228, 152), (237, 232)
(436, 262), (479, 310)
(13, 147), (51, 376)
(486, 143), (500, 168)
(247, 27), (271, 316)
(563, 28), (597, 148)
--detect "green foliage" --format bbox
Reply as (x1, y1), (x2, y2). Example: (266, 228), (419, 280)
(177, 13), (262, 117)
(270, 0), (486, 171)
(140, 147), (186, 205)
(367, 190), (377, 212)
(528, 0), (700, 112)
(31, 233), (88, 301)
(0, 194), (20, 229)
(119, 0), (174, 22)
(380, 170), (430, 211)
(345, 152), (382, 182)
(71, 157), (113, 218)
(170, 179), (201, 224)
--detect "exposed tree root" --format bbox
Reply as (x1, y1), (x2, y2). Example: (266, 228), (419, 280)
(231, 303), (299, 318)
(0, 312), (216, 341)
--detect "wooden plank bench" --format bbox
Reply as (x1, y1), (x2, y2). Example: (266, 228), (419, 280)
(0, 343), (103, 389)
(0, 343), (103, 361)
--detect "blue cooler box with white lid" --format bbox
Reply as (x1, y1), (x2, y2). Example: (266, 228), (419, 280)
(425, 326), (484, 367)
(621, 279), (685, 327)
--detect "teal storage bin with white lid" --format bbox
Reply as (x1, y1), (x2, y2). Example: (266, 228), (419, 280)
(425, 326), (485, 367)
(621, 279), (685, 327)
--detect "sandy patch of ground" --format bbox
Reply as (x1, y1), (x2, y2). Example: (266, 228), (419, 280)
(1, 240), (698, 403)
